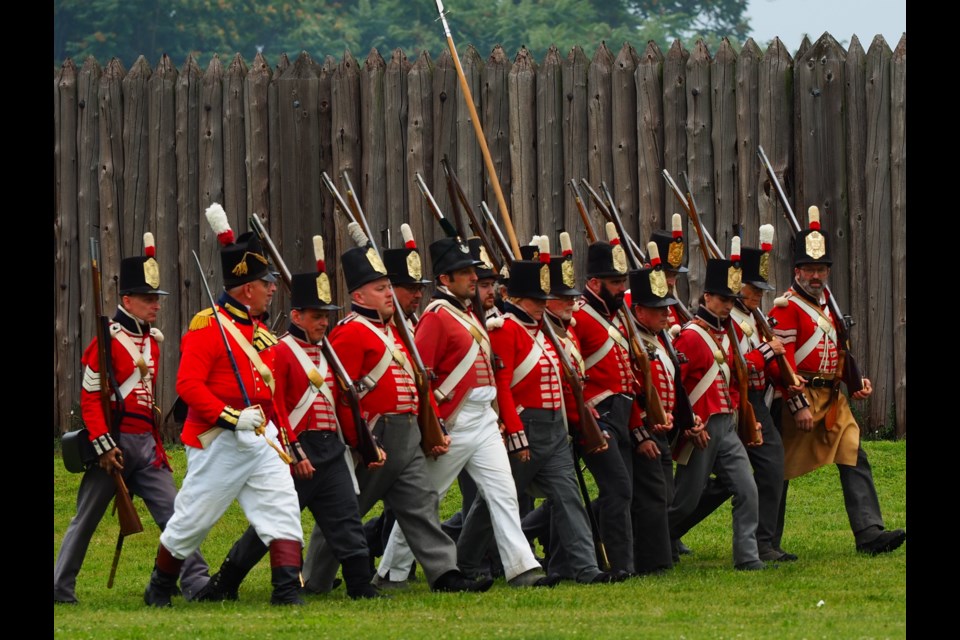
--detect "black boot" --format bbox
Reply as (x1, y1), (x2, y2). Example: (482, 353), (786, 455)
(194, 527), (266, 602)
(342, 555), (388, 600)
(144, 545), (184, 607)
(269, 539), (304, 606)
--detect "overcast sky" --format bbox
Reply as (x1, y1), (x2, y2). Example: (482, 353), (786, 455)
(745, 0), (906, 51)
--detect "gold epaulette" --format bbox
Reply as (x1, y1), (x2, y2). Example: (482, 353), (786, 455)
(188, 308), (215, 331)
(253, 324), (279, 351)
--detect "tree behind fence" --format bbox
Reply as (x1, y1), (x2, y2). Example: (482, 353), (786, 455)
(53, 33), (907, 441)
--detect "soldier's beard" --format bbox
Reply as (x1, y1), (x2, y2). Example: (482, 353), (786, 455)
(599, 285), (624, 313)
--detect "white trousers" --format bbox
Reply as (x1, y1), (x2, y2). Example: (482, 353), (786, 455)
(377, 387), (540, 581)
(160, 422), (303, 560)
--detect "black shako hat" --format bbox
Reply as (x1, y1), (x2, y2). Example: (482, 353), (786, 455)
(205, 203), (277, 288)
(342, 221), (390, 292)
(549, 231), (582, 297)
(649, 213), (688, 273)
(703, 237), (744, 298)
(507, 260), (555, 301)
(468, 237), (497, 281)
(740, 223), (776, 291)
(587, 222), (629, 278)
(628, 240), (676, 308)
(793, 205), (833, 267)
(429, 236), (482, 276)
(290, 235), (341, 310)
(118, 231), (169, 295)
(383, 224), (431, 286)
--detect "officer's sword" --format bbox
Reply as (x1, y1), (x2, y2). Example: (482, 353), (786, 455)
(191, 250), (292, 464)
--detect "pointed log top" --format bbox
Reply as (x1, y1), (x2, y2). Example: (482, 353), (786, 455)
(565, 44), (588, 65)
(666, 39), (688, 59)
(846, 35), (865, 59)
(740, 38), (762, 60)
(126, 55), (153, 79)
(411, 49), (433, 70)
(80, 56), (102, 75)
(715, 37), (737, 62)
(226, 52), (248, 76)
(542, 44), (562, 67)
(364, 47), (386, 70)
(866, 34), (892, 56)
(436, 48), (453, 66)
(340, 49), (359, 70)
(154, 53), (177, 76)
(512, 45), (535, 68)
(179, 54), (201, 76)
(275, 52), (291, 75)
(690, 38), (712, 62)
(797, 34), (812, 56)
(103, 57), (127, 79)
(488, 44), (508, 65)
(640, 40), (664, 63)
(388, 47), (409, 68)
(591, 41), (614, 65)
(764, 37), (793, 63)
(811, 32), (847, 55)
(893, 33), (905, 58)
(204, 54), (223, 77)
(462, 44), (483, 65)
(249, 51), (272, 79)
(615, 42), (639, 68)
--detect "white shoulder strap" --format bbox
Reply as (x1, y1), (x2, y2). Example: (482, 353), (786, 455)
(788, 296), (837, 364)
(218, 312), (276, 393)
(111, 326), (152, 400)
(578, 304), (628, 371)
(684, 324), (729, 406)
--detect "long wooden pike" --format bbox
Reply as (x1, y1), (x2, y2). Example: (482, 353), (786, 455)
(433, 0), (521, 258)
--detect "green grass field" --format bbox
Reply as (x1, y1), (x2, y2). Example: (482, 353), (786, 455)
(53, 440), (906, 639)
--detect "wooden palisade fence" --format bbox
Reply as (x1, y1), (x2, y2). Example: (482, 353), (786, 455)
(53, 32), (906, 441)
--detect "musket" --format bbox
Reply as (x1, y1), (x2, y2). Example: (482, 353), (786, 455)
(480, 201), (512, 265)
(675, 194), (762, 446)
(439, 154), (470, 243)
(190, 250), (293, 464)
(579, 179), (646, 260)
(248, 214), (383, 466)
(89, 237), (144, 589)
(441, 158), (504, 269)
(756, 145), (864, 394)
(321, 172), (447, 455)
(592, 182), (671, 431)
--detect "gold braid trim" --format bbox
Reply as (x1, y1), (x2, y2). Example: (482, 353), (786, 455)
(231, 251), (269, 277)
(188, 308), (215, 331)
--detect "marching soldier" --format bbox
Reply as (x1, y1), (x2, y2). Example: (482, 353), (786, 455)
(458, 239), (619, 584)
(144, 206), (304, 606)
(301, 231), (493, 594)
(769, 207), (905, 556)
(194, 236), (386, 602)
(54, 234), (209, 604)
(670, 226), (799, 563)
(384, 223), (432, 325)
(570, 225), (646, 574)
(668, 252), (766, 570)
(626, 242), (687, 576)
(374, 236), (552, 588)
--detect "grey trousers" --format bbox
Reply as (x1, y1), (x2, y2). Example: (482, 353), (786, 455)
(668, 413), (760, 567)
(457, 408), (602, 582)
(302, 414), (459, 590)
(54, 432), (209, 602)
(630, 430), (673, 573)
(671, 389), (785, 552)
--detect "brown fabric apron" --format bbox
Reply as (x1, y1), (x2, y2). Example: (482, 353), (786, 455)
(781, 386), (860, 480)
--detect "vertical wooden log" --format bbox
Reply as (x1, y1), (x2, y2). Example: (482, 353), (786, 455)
(268, 53), (290, 275)
(406, 51), (434, 263)
(758, 38), (794, 297)
(711, 38), (738, 252)
(735, 39), (762, 246)
(384, 48), (411, 240)
(483, 46), (512, 231)
(686, 40), (714, 293)
(361, 48), (388, 248)
(587, 42), (614, 236)
(246, 52), (272, 230)
(795, 34), (849, 310)
(890, 34), (906, 438)
(792, 35), (811, 216)
(662, 40), (690, 304)
(843, 37), (869, 382)
(509, 46), (538, 241)
(77, 57), (102, 365)
(276, 51), (322, 288)
(863, 35), (894, 432)
(121, 56), (152, 263)
(456, 44), (484, 235)
(55, 58), (79, 432)
(318, 56), (337, 304)
(430, 49), (459, 259)
(223, 54), (248, 235)
(537, 46), (564, 241)
(147, 54), (179, 437)
(175, 55), (202, 341)
(563, 45), (590, 280)
(98, 58), (127, 310)
(198, 55), (224, 293)
(331, 50), (362, 296)
(636, 40), (665, 243)
(611, 42), (639, 243)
